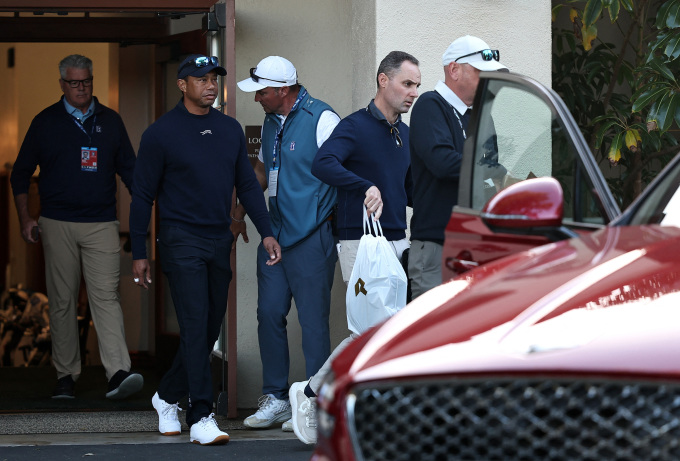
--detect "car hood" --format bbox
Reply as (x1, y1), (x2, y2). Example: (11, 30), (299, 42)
(345, 225), (680, 383)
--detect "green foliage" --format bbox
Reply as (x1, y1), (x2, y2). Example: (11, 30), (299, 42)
(553, 0), (680, 207)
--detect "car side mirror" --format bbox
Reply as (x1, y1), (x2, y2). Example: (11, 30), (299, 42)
(480, 177), (577, 240)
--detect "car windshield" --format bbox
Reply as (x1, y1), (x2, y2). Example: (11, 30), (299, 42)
(627, 157), (680, 227)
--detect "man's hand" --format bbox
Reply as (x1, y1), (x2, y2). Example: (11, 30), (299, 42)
(364, 185), (383, 220)
(20, 217), (39, 243)
(15, 193), (39, 243)
(262, 236), (282, 265)
(132, 259), (153, 289)
(230, 203), (249, 247)
(230, 220), (249, 247)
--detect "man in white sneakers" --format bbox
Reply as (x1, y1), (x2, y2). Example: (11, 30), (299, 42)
(290, 50), (421, 445)
(133, 54), (281, 446)
(235, 56), (340, 433)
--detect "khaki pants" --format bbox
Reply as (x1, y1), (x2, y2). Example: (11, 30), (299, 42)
(408, 240), (443, 300)
(39, 217), (130, 381)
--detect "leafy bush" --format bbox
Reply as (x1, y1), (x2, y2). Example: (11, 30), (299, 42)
(552, 0), (679, 207)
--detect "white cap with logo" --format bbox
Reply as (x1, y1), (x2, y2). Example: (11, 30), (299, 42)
(237, 56), (298, 92)
(442, 35), (508, 72)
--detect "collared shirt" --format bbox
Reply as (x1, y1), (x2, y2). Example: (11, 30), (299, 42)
(434, 80), (470, 116)
(63, 98), (95, 122)
(366, 99), (402, 126)
(258, 109), (339, 162)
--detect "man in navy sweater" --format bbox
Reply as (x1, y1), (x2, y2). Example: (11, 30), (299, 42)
(130, 54), (281, 445)
(408, 36), (507, 299)
(285, 51), (421, 445)
(11, 54), (142, 401)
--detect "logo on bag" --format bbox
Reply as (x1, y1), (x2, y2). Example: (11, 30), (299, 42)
(354, 278), (367, 296)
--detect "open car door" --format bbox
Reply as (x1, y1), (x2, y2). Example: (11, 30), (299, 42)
(442, 72), (621, 281)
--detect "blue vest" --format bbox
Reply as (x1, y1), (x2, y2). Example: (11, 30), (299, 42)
(260, 87), (337, 248)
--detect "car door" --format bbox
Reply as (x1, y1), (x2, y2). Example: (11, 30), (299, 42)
(443, 72), (621, 281)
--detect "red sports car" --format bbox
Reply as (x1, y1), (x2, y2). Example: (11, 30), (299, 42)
(312, 72), (680, 461)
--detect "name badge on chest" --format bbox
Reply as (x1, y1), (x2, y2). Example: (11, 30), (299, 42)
(268, 167), (279, 197)
(81, 147), (98, 172)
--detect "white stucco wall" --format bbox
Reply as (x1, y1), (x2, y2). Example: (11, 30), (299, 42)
(232, 1), (553, 408)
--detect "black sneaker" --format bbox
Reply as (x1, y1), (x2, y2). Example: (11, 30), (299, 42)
(106, 370), (144, 400)
(52, 375), (76, 399)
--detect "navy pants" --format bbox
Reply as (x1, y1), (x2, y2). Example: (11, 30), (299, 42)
(156, 226), (233, 427)
(257, 221), (336, 400)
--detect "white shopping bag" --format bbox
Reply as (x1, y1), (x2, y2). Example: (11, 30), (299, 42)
(346, 207), (408, 335)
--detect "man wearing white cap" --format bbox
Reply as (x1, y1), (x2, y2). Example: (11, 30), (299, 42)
(234, 56), (340, 430)
(408, 35), (507, 300)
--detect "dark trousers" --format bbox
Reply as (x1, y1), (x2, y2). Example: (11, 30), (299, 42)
(156, 225), (233, 427)
(256, 221), (336, 400)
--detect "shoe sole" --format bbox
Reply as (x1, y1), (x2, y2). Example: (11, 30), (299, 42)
(161, 431), (181, 436)
(289, 382), (316, 445)
(191, 434), (230, 445)
(51, 394), (75, 400)
(106, 373), (144, 400)
(243, 409), (292, 429)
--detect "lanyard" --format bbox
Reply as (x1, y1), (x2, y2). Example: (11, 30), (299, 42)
(452, 107), (467, 140)
(71, 115), (97, 147)
(272, 88), (307, 168)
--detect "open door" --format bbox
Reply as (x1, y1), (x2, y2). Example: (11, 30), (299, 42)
(443, 72), (621, 281)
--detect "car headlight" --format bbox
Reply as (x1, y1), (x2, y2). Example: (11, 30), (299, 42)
(317, 370), (336, 438)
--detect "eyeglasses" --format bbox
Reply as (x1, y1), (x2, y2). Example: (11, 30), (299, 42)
(249, 67), (288, 84)
(62, 78), (93, 88)
(391, 126), (403, 148)
(455, 49), (500, 63)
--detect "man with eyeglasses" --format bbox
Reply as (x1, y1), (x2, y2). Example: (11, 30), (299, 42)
(408, 35), (507, 300)
(277, 51), (420, 446)
(10, 54), (142, 400)
(130, 54), (281, 445)
(234, 56), (340, 432)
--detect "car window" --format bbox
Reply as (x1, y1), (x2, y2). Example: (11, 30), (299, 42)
(628, 158), (680, 227)
(466, 78), (612, 228)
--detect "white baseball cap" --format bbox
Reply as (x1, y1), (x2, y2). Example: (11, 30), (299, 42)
(237, 56), (298, 92)
(442, 35), (507, 72)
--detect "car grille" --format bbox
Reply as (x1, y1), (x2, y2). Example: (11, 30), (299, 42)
(347, 377), (680, 461)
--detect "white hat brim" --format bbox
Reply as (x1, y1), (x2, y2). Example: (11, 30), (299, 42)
(468, 60), (508, 72)
(237, 78), (266, 92)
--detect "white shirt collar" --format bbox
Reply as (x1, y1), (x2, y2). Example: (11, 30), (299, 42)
(434, 80), (470, 115)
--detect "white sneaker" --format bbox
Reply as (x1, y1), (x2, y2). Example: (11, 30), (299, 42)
(243, 394), (292, 428)
(282, 418), (293, 432)
(289, 381), (317, 445)
(152, 392), (181, 436)
(190, 413), (230, 445)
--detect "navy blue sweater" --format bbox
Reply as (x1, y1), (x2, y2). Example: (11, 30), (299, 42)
(409, 90), (466, 244)
(130, 99), (273, 260)
(312, 106), (412, 241)
(11, 97), (136, 222)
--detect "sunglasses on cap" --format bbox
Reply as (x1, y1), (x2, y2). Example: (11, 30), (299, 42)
(249, 67), (288, 85)
(179, 56), (219, 73)
(455, 49), (500, 62)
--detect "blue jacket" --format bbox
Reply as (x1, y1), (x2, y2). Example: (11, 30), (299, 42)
(260, 87), (337, 248)
(11, 96), (136, 222)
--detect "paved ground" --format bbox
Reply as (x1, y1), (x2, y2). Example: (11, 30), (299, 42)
(0, 411), (315, 461)
(0, 424), (314, 460)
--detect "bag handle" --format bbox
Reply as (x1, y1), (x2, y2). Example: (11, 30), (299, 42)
(363, 204), (384, 237)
